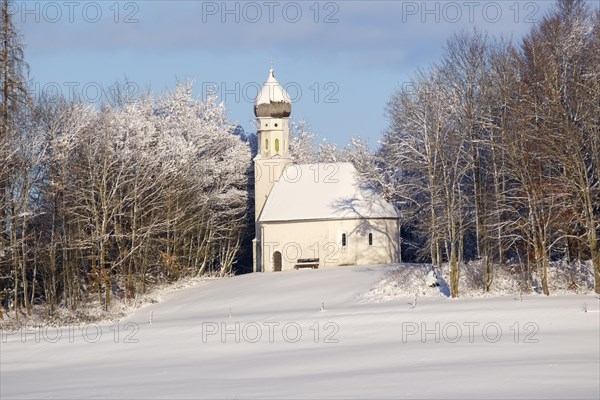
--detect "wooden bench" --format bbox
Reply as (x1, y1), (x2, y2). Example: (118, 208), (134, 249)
(294, 258), (319, 269)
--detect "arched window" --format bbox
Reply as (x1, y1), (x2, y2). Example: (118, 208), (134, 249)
(273, 251), (282, 272)
(265, 138), (269, 152)
(275, 138), (280, 153)
(341, 233), (347, 247)
(368, 233), (373, 246)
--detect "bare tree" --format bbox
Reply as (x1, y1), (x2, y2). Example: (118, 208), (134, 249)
(379, 0), (599, 296)
(1, 0), (30, 319)
(510, 0), (599, 294)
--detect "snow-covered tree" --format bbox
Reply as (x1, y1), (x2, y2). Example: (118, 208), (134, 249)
(289, 120), (319, 163)
(20, 82), (252, 314)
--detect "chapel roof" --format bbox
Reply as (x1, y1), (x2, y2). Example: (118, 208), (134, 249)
(258, 162), (398, 222)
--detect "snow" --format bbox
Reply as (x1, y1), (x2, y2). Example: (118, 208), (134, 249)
(363, 262), (598, 302)
(1, 264), (598, 399)
(254, 68), (291, 106)
(259, 162), (398, 222)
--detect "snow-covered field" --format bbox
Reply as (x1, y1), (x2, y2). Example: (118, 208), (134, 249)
(1, 265), (599, 399)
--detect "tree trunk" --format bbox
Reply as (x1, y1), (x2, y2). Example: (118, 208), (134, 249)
(536, 239), (550, 296)
(485, 254), (493, 292)
(591, 233), (600, 295)
(450, 246), (460, 298)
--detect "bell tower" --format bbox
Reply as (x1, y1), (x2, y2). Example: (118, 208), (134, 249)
(252, 67), (293, 273)
(253, 67), (293, 221)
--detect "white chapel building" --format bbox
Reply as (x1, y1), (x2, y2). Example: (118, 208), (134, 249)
(252, 68), (400, 272)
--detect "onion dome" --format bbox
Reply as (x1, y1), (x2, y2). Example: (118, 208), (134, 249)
(254, 68), (292, 118)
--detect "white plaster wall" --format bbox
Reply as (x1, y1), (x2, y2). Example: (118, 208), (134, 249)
(259, 218), (399, 272)
(254, 157), (292, 222)
(254, 116), (291, 222)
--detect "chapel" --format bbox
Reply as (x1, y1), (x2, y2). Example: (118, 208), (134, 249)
(252, 68), (400, 272)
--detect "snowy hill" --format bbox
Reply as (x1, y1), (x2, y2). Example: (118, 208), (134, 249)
(1, 265), (599, 399)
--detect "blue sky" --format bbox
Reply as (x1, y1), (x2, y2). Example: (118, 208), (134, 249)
(13, 0), (565, 146)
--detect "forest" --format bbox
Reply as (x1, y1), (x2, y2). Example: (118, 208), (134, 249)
(374, 0), (600, 297)
(1, 0), (599, 323)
